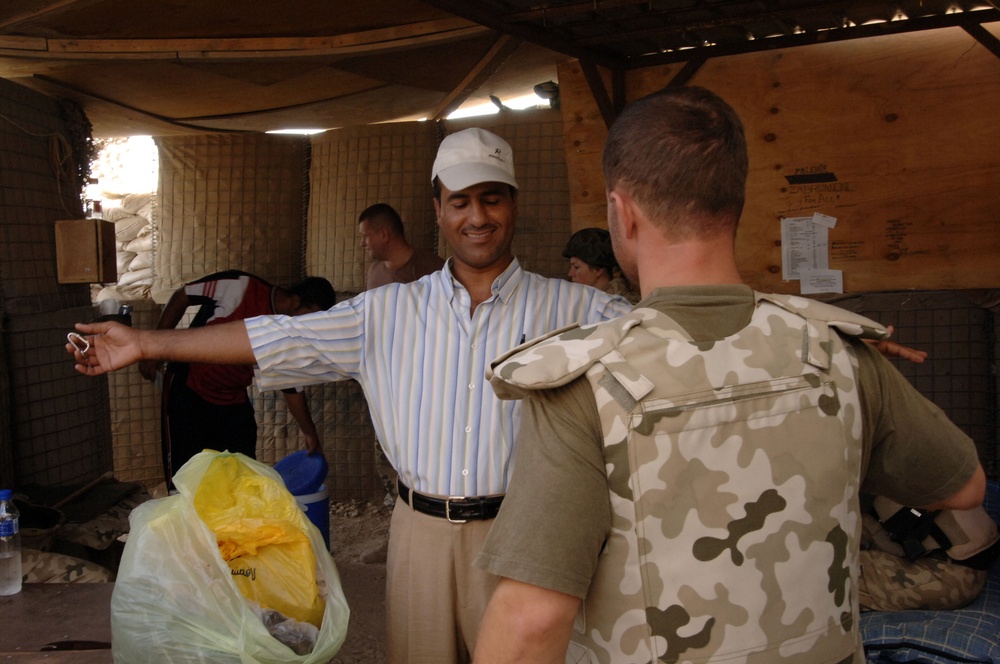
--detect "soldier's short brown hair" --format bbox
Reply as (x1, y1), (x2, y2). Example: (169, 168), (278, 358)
(602, 86), (748, 239)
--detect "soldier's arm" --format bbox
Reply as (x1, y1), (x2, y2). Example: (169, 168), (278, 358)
(474, 578), (579, 664)
(921, 464), (986, 512)
(867, 325), (927, 364)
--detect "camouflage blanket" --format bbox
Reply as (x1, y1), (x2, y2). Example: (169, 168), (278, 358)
(859, 548), (987, 612)
(22, 548), (114, 583)
(861, 480), (1000, 664)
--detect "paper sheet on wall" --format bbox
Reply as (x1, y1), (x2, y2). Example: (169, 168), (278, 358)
(781, 216), (829, 280)
(810, 212), (838, 228)
(800, 269), (843, 294)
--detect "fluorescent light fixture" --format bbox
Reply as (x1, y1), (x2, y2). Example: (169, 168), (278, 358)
(447, 93), (551, 119)
(447, 102), (499, 120)
(266, 128), (328, 135)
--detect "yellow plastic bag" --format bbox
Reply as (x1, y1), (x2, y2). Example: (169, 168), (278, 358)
(111, 451), (349, 663)
(193, 454), (325, 627)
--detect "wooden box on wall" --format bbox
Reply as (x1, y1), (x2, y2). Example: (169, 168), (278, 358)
(55, 218), (117, 284)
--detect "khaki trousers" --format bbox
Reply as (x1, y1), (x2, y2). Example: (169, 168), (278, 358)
(386, 496), (499, 664)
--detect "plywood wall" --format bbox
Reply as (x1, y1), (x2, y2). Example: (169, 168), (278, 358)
(559, 25), (1000, 293)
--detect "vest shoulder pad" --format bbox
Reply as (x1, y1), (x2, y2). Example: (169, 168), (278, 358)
(756, 292), (888, 341)
(488, 309), (648, 399)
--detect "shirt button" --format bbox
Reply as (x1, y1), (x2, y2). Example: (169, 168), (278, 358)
(462, 469), (469, 476)
(468, 383), (475, 390)
(465, 426), (472, 433)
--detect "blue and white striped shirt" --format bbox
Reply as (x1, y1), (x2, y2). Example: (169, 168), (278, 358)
(245, 258), (632, 497)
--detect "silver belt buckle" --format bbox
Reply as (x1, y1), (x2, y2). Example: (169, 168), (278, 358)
(445, 496), (467, 524)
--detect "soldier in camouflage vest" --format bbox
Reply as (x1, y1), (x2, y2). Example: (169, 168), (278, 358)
(473, 86), (986, 664)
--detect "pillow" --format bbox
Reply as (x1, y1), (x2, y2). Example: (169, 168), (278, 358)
(860, 481), (1000, 664)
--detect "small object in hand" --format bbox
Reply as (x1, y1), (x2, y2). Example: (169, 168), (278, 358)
(67, 332), (92, 367)
(67, 332), (90, 355)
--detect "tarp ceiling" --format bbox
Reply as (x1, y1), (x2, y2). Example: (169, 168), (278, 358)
(1, 0), (997, 136)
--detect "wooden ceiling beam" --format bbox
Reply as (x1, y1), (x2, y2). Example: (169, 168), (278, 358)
(431, 34), (523, 121)
(634, 8), (1000, 67)
(0, 0), (91, 31)
(580, 60), (623, 129)
(0, 18), (489, 61)
(963, 20), (1000, 61)
(505, 0), (649, 23)
(421, 0), (625, 69)
(571, 0), (854, 47)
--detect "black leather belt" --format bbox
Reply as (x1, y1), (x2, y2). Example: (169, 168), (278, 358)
(398, 481), (504, 523)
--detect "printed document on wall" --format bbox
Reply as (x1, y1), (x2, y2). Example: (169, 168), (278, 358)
(781, 216), (829, 281)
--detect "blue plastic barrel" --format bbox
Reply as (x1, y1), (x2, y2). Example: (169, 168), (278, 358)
(275, 452), (331, 550)
(296, 485), (330, 550)
(274, 451), (328, 495)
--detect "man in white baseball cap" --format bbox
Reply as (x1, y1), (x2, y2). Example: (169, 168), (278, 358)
(371, 128), (631, 661)
(431, 127), (519, 192)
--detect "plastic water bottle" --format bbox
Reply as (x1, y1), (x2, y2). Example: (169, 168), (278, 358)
(0, 489), (22, 595)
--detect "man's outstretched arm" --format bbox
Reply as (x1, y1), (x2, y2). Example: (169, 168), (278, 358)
(474, 577), (580, 664)
(67, 319), (255, 377)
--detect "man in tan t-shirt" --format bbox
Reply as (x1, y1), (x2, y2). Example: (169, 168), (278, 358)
(359, 202), (444, 290)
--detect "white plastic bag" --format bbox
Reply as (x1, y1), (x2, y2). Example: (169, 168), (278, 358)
(111, 451), (350, 663)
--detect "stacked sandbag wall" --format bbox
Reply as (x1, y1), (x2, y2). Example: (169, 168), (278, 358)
(94, 192), (155, 303)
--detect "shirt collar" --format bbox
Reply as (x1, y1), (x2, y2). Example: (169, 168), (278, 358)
(440, 256), (524, 304)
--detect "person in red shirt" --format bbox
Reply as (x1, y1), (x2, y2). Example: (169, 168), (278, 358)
(138, 270), (335, 489)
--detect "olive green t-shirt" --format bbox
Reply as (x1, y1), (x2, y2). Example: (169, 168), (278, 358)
(476, 285), (981, 598)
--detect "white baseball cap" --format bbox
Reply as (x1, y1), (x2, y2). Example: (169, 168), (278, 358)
(431, 128), (518, 191)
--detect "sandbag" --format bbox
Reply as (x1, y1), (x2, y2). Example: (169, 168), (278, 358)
(116, 251), (137, 273)
(118, 266), (153, 286)
(101, 205), (132, 222)
(114, 215), (149, 242)
(121, 192), (153, 217)
(128, 250), (153, 271)
(124, 230), (153, 254)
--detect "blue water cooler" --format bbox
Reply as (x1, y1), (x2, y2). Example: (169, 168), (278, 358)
(274, 451), (330, 550)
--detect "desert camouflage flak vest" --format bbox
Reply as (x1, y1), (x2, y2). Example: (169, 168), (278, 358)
(489, 293), (889, 664)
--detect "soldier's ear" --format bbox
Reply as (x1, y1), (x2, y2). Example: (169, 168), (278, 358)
(609, 190), (638, 240)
